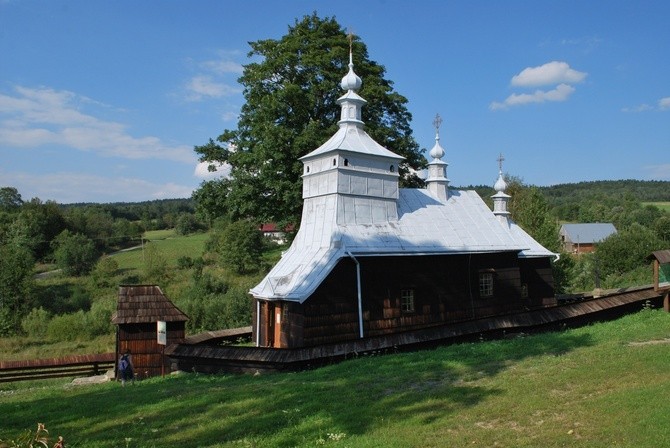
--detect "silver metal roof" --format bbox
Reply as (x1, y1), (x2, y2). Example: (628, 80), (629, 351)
(250, 52), (555, 303)
(300, 122), (404, 161)
(250, 188), (556, 302)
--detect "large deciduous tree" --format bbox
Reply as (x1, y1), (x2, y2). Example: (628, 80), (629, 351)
(194, 13), (425, 228)
(52, 230), (98, 276)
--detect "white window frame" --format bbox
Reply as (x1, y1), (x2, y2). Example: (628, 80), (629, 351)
(400, 289), (415, 313)
(479, 272), (494, 298)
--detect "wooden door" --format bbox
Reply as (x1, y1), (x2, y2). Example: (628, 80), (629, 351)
(273, 303), (282, 348)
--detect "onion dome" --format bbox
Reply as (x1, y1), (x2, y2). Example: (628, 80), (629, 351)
(341, 56), (362, 91)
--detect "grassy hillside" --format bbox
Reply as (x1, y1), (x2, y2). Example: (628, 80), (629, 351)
(2, 309), (669, 447)
(110, 229), (209, 272)
(643, 202), (670, 213)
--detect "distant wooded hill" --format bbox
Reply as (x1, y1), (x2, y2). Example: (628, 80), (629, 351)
(61, 180), (669, 219)
(461, 179), (670, 207)
(539, 180), (670, 203)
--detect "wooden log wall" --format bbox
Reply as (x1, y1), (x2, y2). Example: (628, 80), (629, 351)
(289, 252), (554, 348)
(117, 322), (185, 378)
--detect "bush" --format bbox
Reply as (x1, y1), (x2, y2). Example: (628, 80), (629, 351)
(175, 213), (201, 235)
(178, 274), (252, 333)
(596, 224), (665, 277)
(142, 243), (170, 284)
(21, 307), (51, 338)
(177, 256), (194, 269)
(84, 298), (115, 337)
(91, 256), (119, 288)
(46, 311), (88, 341)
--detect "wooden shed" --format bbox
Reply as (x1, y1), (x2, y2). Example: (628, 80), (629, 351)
(647, 250), (670, 311)
(111, 285), (188, 378)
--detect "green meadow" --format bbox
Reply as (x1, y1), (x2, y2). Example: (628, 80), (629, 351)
(643, 201), (670, 212)
(2, 309), (669, 447)
(110, 229), (209, 272)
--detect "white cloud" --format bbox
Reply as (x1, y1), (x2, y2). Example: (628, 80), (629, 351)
(201, 60), (244, 75)
(1, 170), (194, 203)
(621, 104), (653, 113)
(0, 85), (195, 163)
(183, 52), (244, 102)
(490, 84), (575, 110)
(185, 76), (242, 101)
(194, 161), (231, 179)
(511, 61), (587, 87)
(491, 61), (586, 111)
(621, 97), (670, 112)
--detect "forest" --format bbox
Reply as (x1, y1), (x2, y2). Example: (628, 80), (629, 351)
(0, 178), (669, 348)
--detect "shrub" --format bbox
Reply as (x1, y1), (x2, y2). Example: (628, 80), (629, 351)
(46, 311), (88, 341)
(177, 256), (194, 269)
(142, 243), (170, 284)
(21, 307), (51, 338)
(175, 213), (201, 235)
(91, 256), (119, 288)
(596, 224), (665, 277)
(84, 298), (115, 337)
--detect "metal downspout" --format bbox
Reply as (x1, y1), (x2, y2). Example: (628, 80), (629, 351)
(347, 251), (364, 339)
(256, 300), (261, 347)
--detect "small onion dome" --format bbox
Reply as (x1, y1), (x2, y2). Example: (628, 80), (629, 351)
(494, 170), (508, 193)
(341, 59), (362, 91)
(429, 136), (445, 160)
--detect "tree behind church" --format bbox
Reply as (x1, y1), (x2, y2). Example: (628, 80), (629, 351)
(194, 13), (425, 229)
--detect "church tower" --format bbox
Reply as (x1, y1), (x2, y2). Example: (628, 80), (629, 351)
(425, 114), (450, 202)
(299, 40), (404, 225)
(491, 153), (511, 224)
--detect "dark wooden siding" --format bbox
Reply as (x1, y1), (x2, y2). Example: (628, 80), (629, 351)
(273, 252), (554, 348)
(117, 322), (185, 378)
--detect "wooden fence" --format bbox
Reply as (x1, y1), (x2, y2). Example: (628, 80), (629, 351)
(0, 353), (116, 383)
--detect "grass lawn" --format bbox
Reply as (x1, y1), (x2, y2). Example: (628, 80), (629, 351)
(111, 231), (209, 272)
(1, 309), (669, 447)
(643, 201), (670, 212)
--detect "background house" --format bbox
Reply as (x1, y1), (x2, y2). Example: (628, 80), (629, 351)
(559, 223), (617, 254)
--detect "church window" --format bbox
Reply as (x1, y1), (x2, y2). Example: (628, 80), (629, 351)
(333, 158), (337, 166)
(479, 272), (494, 297)
(344, 158), (349, 167)
(305, 166), (310, 173)
(521, 284), (528, 298)
(400, 289), (415, 313)
(390, 165), (395, 172)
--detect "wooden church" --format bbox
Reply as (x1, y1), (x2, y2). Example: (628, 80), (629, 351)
(249, 51), (557, 349)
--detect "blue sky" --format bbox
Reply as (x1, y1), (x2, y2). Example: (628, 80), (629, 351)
(1, 0), (668, 203)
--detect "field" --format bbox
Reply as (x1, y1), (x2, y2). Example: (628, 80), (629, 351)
(643, 201), (670, 212)
(110, 229), (209, 272)
(1, 309), (669, 447)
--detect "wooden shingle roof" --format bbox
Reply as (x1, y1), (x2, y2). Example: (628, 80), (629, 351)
(111, 285), (188, 325)
(647, 249), (670, 264)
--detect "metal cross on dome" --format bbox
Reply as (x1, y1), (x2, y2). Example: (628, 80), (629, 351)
(497, 153), (505, 172)
(347, 29), (354, 53)
(433, 113), (443, 134)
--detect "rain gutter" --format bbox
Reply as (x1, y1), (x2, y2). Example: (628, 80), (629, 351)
(347, 251), (364, 339)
